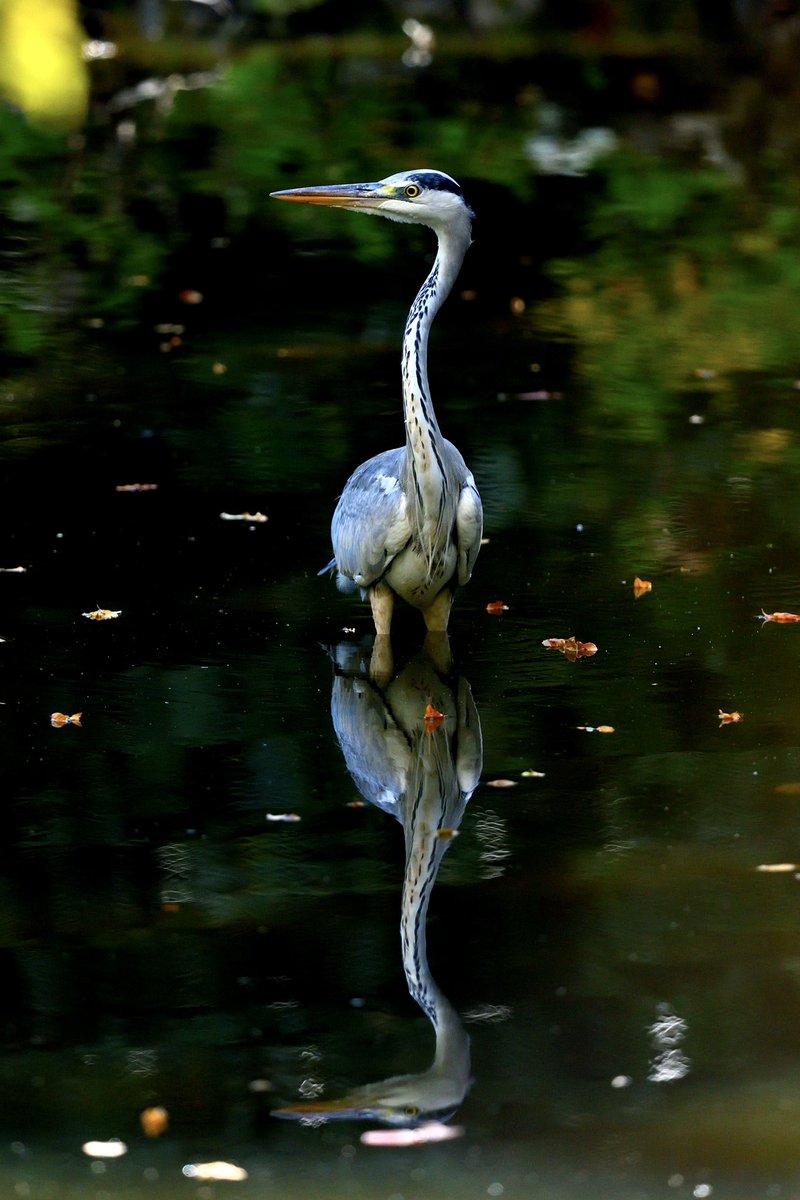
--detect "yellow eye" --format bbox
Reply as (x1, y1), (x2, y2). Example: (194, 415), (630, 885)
(403, 1104), (419, 1117)
(405, 184), (420, 199)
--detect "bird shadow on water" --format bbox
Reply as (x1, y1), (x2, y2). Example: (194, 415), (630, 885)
(273, 636), (482, 1134)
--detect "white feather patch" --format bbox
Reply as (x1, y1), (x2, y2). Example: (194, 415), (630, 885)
(376, 473), (399, 495)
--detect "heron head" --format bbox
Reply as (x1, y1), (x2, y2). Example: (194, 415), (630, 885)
(270, 169), (473, 235)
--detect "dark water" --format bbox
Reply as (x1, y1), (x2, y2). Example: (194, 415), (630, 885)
(4, 20), (800, 1200)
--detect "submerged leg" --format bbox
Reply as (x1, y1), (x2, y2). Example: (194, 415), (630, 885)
(423, 631), (452, 675)
(369, 582), (395, 637)
(422, 588), (453, 634)
(369, 635), (394, 684)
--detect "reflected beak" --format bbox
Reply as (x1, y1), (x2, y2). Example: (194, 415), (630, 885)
(269, 182), (385, 211)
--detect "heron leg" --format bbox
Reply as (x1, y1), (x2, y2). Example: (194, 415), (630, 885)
(423, 588), (452, 633)
(369, 582), (395, 637)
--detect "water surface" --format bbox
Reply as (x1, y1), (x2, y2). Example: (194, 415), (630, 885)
(3, 20), (800, 1200)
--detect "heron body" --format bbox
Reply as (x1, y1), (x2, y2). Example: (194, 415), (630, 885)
(271, 170), (483, 636)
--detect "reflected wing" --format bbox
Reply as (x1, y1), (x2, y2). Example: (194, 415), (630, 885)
(455, 472), (482, 585)
(332, 448), (411, 587)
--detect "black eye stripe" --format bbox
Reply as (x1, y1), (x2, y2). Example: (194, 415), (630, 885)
(407, 171), (462, 196)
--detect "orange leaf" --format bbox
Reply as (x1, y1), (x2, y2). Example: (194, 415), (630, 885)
(140, 1106), (169, 1138)
(759, 609), (800, 623)
(51, 712), (81, 727)
(486, 600), (509, 615)
(633, 576), (652, 598)
(115, 483), (158, 493)
(82, 608), (121, 620)
(543, 636), (597, 660)
(719, 710), (744, 725)
(424, 703), (445, 730)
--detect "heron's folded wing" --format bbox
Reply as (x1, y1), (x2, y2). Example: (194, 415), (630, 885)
(332, 450), (411, 586)
(455, 474), (483, 586)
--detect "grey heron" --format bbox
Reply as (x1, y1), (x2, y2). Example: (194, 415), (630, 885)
(272, 643), (481, 1126)
(271, 169), (483, 637)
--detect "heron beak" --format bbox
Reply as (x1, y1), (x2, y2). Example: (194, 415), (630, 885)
(269, 182), (386, 211)
(271, 1098), (378, 1121)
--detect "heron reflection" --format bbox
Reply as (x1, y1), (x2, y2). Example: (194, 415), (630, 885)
(273, 636), (482, 1127)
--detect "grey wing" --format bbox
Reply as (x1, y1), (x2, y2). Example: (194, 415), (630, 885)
(456, 471), (483, 585)
(331, 448), (412, 587)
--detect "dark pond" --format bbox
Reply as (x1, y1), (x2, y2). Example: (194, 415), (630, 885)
(3, 9), (800, 1199)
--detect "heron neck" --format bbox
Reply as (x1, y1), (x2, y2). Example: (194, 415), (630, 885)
(401, 222), (471, 468)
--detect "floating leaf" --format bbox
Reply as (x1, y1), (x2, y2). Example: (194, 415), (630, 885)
(82, 1140), (127, 1159)
(755, 863), (797, 873)
(774, 783), (800, 796)
(140, 1106), (169, 1138)
(265, 813), (301, 822)
(0, 565), (26, 573)
(719, 710), (743, 725)
(346, 800), (366, 808)
(220, 511), (268, 523)
(182, 1162), (248, 1182)
(633, 576), (652, 598)
(486, 600), (509, 615)
(115, 482), (158, 493)
(521, 769), (546, 778)
(759, 609), (800, 623)
(178, 289), (203, 305)
(577, 725), (615, 733)
(543, 636), (597, 661)
(486, 778), (517, 788)
(424, 703), (445, 731)
(82, 608), (121, 620)
(51, 712), (82, 727)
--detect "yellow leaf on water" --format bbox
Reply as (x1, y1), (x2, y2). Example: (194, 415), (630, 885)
(0, 0), (88, 128)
